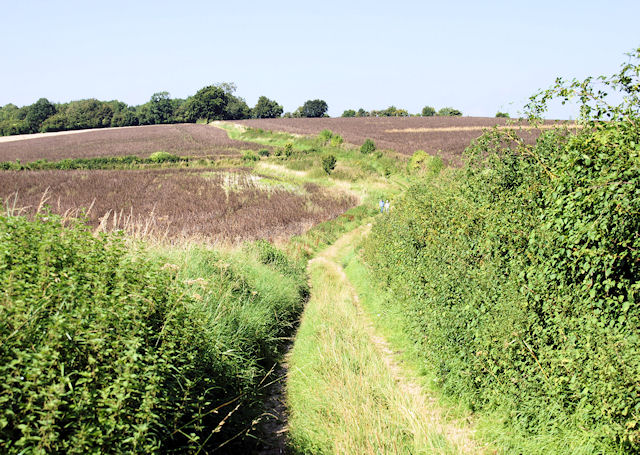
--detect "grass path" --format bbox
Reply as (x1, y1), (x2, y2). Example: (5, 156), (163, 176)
(286, 225), (484, 454)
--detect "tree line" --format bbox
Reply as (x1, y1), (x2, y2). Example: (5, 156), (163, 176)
(341, 105), (464, 117)
(0, 84), (331, 136)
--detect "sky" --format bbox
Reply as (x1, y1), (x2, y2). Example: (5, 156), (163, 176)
(2, 0), (639, 119)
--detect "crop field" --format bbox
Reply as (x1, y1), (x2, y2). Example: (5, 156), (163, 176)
(233, 117), (567, 165)
(1, 168), (358, 242)
(0, 123), (266, 163)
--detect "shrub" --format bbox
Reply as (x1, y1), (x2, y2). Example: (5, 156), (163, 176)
(364, 51), (640, 451)
(283, 142), (294, 157)
(360, 138), (376, 154)
(421, 106), (436, 116)
(258, 148), (271, 157)
(318, 129), (333, 143)
(330, 134), (344, 147)
(437, 107), (462, 116)
(322, 154), (337, 175)
(242, 150), (259, 162)
(0, 213), (307, 453)
(407, 150), (443, 176)
(149, 151), (180, 163)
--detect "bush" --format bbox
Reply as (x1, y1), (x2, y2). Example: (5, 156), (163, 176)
(407, 150), (443, 177)
(437, 107), (462, 116)
(0, 214), (307, 453)
(322, 154), (337, 175)
(283, 142), (294, 157)
(242, 150), (259, 162)
(364, 52), (640, 451)
(258, 148), (271, 157)
(360, 138), (376, 154)
(149, 151), (180, 163)
(330, 134), (344, 147)
(318, 129), (333, 143)
(421, 106), (436, 116)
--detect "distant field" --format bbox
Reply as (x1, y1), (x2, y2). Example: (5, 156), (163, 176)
(233, 117), (569, 165)
(1, 168), (357, 243)
(0, 123), (266, 163)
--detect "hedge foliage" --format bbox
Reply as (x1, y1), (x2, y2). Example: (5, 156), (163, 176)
(363, 53), (640, 451)
(0, 214), (306, 453)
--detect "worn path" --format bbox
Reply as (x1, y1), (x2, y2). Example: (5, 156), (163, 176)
(286, 225), (485, 454)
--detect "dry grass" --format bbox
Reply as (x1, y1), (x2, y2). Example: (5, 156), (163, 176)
(0, 168), (357, 244)
(0, 123), (268, 163)
(232, 117), (573, 166)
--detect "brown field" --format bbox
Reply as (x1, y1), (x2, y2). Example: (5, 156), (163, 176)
(1, 168), (357, 243)
(0, 124), (267, 163)
(232, 117), (571, 165)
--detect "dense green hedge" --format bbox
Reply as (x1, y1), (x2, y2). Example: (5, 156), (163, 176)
(364, 118), (639, 450)
(0, 153), (185, 171)
(0, 214), (306, 453)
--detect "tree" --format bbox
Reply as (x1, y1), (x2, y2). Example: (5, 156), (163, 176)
(356, 108), (369, 117)
(437, 107), (462, 116)
(496, 111), (510, 118)
(342, 109), (356, 117)
(225, 96), (252, 120)
(253, 96), (283, 119)
(25, 98), (56, 132)
(300, 99), (328, 118)
(184, 85), (229, 122)
(421, 106), (436, 116)
(149, 92), (174, 124)
(322, 154), (337, 175)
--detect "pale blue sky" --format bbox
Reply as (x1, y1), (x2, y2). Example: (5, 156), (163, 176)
(2, 0), (638, 118)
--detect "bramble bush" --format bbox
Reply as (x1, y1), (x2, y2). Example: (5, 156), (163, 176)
(364, 49), (640, 451)
(0, 213), (307, 453)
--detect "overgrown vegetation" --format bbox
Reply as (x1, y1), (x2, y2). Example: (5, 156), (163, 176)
(0, 212), (307, 453)
(363, 50), (640, 452)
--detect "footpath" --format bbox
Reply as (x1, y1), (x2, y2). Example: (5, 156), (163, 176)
(285, 225), (484, 454)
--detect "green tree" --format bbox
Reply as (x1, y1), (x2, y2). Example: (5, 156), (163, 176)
(437, 107), (462, 116)
(25, 98), (56, 132)
(184, 85), (229, 122)
(149, 92), (174, 124)
(495, 111), (510, 118)
(356, 108), (369, 117)
(300, 99), (328, 118)
(253, 96), (284, 118)
(421, 106), (436, 116)
(342, 109), (356, 117)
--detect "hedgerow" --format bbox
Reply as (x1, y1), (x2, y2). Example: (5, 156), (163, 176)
(0, 213), (307, 453)
(363, 50), (640, 451)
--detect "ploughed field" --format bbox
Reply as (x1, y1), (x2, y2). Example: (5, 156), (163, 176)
(1, 168), (357, 242)
(233, 117), (562, 165)
(0, 123), (266, 163)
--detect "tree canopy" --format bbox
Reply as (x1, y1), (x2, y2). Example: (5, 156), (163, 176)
(253, 96), (283, 119)
(300, 99), (328, 118)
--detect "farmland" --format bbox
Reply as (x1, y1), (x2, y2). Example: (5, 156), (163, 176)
(1, 168), (358, 243)
(233, 116), (567, 165)
(0, 123), (265, 163)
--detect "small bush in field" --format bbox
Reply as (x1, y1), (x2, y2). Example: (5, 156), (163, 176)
(283, 142), (294, 157)
(318, 129), (333, 143)
(258, 148), (271, 157)
(408, 150), (443, 176)
(243, 150), (259, 162)
(330, 134), (344, 147)
(149, 151), (180, 163)
(322, 154), (337, 175)
(360, 138), (376, 154)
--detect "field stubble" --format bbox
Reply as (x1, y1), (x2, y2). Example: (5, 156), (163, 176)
(1, 168), (358, 243)
(0, 123), (267, 163)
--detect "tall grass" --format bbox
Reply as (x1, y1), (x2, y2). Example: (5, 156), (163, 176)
(0, 212), (307, 453)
